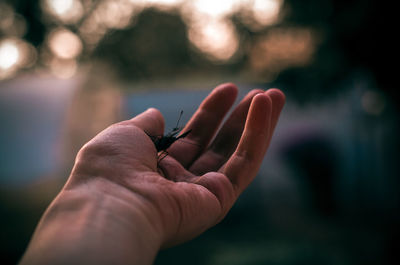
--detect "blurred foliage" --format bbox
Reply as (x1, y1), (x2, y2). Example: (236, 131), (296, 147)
(95, 9), (194, 80)
(1, 0), (397, 104)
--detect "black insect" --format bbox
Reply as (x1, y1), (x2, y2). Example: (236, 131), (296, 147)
(147, 111), (192, 161)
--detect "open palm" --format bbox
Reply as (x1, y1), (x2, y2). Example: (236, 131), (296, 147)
(68, 83), (285, 247)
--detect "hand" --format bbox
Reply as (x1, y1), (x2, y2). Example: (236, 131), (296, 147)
(20, 83), (285, 265)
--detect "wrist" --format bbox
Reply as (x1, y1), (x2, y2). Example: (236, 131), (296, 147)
(21, 177), (163, 265)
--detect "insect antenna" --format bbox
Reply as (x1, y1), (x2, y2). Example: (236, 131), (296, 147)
(173, 110), (184, 130)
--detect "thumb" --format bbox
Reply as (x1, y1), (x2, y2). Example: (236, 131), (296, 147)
(128, 108), (165, 137)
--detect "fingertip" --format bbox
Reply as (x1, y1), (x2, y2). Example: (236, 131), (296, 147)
(244, 93), (272, 135)
(267, 88), (285, 96)
(147, 108), (165, 132)
(145, 107), (164, 121)
(246, 88), (264, 99)
(130, 107), (165, 136)
(252, 93), (273, 111)
(201, 82), (238, 111)
(214, 82), (239, 101)
(266, 88), (286, 108)
(264, 89), (285, 143)
(217, 82), (239, 93)
(230, 88), (264, 116)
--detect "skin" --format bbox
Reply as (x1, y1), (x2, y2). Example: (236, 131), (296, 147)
(19, 83), (285, 265)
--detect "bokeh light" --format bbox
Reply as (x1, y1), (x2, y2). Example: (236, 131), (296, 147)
(134, 0), (183, 10)
(93, 0), (136, 29)
(0, 38), (37, 80)
(249, 27), (316, 76)
(188, 0), (242, 18)
(182, 0), (239, 61)
(1, 0), (288, 79)
(182, 0), (282, 61)
(49, 0), (74, 15)
(250, 0), (283, 26)
(45, 28), (83, 78)
(48, 28), (83, 59)
(0, 41), (19, 71)
(188, 19), (239, 61)
(43, 0), (84, 23)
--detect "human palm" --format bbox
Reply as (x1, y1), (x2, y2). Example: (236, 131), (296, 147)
(67, 83), (285, 247)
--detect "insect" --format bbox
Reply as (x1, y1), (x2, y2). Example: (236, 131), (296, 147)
(147, 111), (192, 161)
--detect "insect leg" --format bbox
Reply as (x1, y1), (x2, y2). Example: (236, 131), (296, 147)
(157, 151), (169, 163)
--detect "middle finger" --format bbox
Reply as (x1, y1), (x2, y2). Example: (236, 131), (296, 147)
(189, 88), (264, 175)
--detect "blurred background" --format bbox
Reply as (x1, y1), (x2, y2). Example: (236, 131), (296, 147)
(0, 0), (399, 264)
